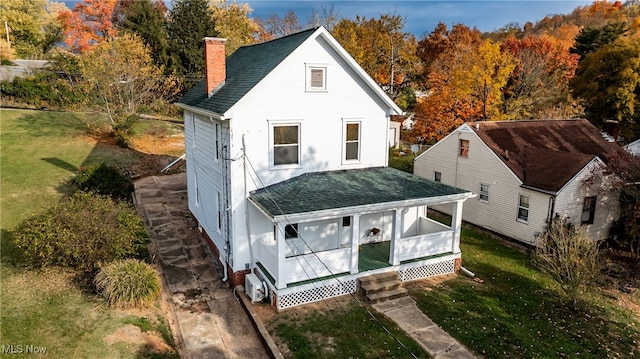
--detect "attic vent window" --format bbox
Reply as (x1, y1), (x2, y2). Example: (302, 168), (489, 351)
(306, 64), (327, 91)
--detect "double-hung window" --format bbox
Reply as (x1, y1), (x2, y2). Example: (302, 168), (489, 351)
(344, 121), (361, 162)
(459, 139), (469, 157)
(517, 194), (530, 223)
(582, 196), (597, 225)
(479, 183), (490, 203)
(272, 124), (300, 166)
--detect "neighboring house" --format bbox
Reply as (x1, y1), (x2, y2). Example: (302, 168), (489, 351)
(389, 120), (400, 148)
(176, 27), (474, 310)
(625, 138), (640, 155)
(414, 120), (621, 246)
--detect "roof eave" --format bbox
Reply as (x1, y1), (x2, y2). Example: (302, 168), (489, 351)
(267, 192), (475, 224)
(175, 102), (227, 121)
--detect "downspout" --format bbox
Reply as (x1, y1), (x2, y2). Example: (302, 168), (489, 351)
(243, 134), (254, 269)
(547, 195), (556, 224)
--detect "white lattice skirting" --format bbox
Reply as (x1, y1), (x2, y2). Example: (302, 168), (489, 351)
(275, 279), (357, 310)
(398, 258), (455, 282)
(257, 256), (458, 310)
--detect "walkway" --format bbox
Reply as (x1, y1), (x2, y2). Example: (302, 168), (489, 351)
(134, 173), (270, 359)
(373, 296), (476, 359)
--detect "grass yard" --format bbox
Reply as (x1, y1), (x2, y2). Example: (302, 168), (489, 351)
(1, 109), (182, 358)
(409, 227), (640, 358)
(265, 299), (429, 358)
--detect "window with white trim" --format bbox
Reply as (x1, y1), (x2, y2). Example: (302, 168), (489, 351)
(272, 124), (300, 166)
(480, 183), (490, 202)
(306, 64), (327, 91)
(517, 194), (530, 223)
(434, 171), (442, 182)
(459, 139), (469, 157)
(581, 196), (596, 225)
(344, 122), (360, 161)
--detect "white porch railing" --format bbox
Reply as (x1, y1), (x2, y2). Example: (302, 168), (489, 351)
(398, 217), (453, 262)
(256, 242), (351, 285)
(284, 248), (351, 283)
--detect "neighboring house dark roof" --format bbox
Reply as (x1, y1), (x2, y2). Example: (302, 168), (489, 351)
(178, 28), (317, 115)
(249, 167), (470, 217)
(472, 119), (620, 193)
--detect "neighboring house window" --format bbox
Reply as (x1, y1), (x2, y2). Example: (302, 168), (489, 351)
(344, 122), (360, 161)
(434, 171), (442, 182)
(479, 183), (490, 202)
(582, 196), (597, 225)
(273, 124), (300, 166)
(517, 194), (530, 223)
(285, 224), (298, 239)
(306, 64), (327, 91)
(342, 216), (351, 227)
(459, 139), (469, 157)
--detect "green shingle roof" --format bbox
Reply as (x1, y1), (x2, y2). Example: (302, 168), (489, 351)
(249, 167), (470, 218)
(177, 28), (317, 115)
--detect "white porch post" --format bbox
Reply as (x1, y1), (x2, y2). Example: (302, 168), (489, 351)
(350, 214), (360, 274)
(275, 223), (287, 289)
(451, 200), (464, 254)
(389, 209), (401, 265)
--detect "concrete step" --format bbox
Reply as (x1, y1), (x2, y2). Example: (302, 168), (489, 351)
(358, 271), (398, 287)
(366, 287), (409, 304)
(360, 280), (402, 295)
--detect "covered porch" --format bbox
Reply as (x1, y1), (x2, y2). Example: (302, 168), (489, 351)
(248, 167), (473, 309)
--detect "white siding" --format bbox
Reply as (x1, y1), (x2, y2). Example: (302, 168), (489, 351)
(414, 126), (549, 245)
(194, 34), (398, 272)
(555, 161), (620, 241)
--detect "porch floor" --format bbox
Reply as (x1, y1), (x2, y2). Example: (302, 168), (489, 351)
(358, 241), (391, 272)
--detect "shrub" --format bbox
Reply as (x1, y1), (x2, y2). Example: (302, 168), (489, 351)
(95, 259), (161, 308)
(12, 191), (148, 274)
(71, 163), (134, 202)
(0, 71), (86, 108)
(532, 217), (604, 308)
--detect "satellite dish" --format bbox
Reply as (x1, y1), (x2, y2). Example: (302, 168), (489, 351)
(411, 144), (419, 155)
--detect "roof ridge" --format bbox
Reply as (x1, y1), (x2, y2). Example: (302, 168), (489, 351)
(239, 27), (318, 49)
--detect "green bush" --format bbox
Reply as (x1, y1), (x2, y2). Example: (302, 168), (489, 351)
(71, 163), (134, 202)
(12, 191), (148, 274)
(95, 259), (161, 308)
(0, 71), (86, 108)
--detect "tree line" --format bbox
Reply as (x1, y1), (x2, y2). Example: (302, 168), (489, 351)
(1, 0), (640, 141)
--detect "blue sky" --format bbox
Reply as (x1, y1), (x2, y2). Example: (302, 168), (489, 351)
(245, 0), (594, 36)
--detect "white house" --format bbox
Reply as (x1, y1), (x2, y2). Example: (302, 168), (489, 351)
(414, 120), (621, 246)
(176, 27), (474, 310)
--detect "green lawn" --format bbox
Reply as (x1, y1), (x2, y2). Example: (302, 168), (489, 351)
(410, 227), (640, 358)
(1, 109), (176, 358)
(268, 300), (429, 358)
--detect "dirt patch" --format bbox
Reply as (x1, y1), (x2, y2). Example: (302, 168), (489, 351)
(104, 324), (173, 354)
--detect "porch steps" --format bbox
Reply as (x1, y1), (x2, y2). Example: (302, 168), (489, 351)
(358, 272), (408, 304)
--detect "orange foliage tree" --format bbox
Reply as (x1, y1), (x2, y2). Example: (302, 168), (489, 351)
(58, 0), (119, 52)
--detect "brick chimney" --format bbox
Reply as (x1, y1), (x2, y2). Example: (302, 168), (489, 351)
(204, 37), (227, 97)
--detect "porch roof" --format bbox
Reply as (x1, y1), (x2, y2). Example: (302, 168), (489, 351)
(249, 167), (471, 219)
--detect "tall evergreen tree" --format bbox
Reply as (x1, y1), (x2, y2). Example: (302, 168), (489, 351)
(120, 0), (169, 71)
(166, 0), (217, 88)
(570, 21), (628, 60)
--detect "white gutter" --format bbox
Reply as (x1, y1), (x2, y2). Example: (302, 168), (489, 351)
(175, 102), (227, 121)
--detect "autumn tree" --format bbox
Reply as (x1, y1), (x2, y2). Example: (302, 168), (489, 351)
(166, 0), (217, 86)
(452, 39), (516, 121)
(119, 0), (170, 69)
(58, 0), (119, 52)
(501, 36), (580, 120)
(570, 37), (640, 137)
(307, 3), (340, 31)
(79, 33), (177, 138)
(410, 23), (483, 142)
(211, 0), (259, 55)
(0, 0), (66, 58)
(332, 13), (417, 101)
